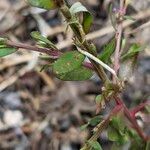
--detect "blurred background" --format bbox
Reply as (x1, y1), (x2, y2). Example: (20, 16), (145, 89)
(0, 0), (149, 149)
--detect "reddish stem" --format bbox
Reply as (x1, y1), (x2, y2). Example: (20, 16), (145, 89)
(114, 96), (148, 141)
(6, 40), (62, 58)
(83, 62), (94, 70)
(130, 101), (150, 116)
(5, 40), (95, 71)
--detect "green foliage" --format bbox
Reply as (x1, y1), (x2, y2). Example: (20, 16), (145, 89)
(123, 15), (136, 21)
(89, 115), (103, 126)
(56, 66), (93, 81)
(88, 141), (103, 150)
(0, 38), (6, 45)
(121, 43), (145, 61)
(0, 1), (148, 150)
(70, 2), (93, 34)
(80, 123), (89, 131)
(28, 0), (57, 10)
(98, 38), (116, 64)
(0, 47), (17, 58)
(80, 115), (102, 131)
(31, 31), (57, 49)
(52, 51), (85, 75)
(95, 95), (102, 104)
(108, 115), (129, 145)
(119, 43), (145, 79)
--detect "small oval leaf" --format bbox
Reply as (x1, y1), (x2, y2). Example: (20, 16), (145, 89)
(56, 66), (93, 81)
(121, 43), (145, 61)
(31, 31), (57, 49)
(0, 47), (17, 57)
(53, 51), (85, 75)
(70, 2), (93, 34)
(28, 0), (57, 10)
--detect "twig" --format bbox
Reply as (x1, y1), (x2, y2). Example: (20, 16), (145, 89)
(81, 105), (123, 150)
(130, 101), (150, 116)
(113, 0), (125, 80)
(56, 0), (109, 82)
(56, 9), (150, 50)
(5, 40), (61, 58)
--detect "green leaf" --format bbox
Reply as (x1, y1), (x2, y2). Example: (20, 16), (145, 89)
(88, 141), (103, 150)
(129, 137), (146, 150)
(53, 51), (85, 75)
(0, 38), (6, 45)
(108, 115), (129, 145)
(57, 66), (93, 81)
(0, 47), (17, 57)
(108, 126), (128, 144)
(95, 95), (102, 104)
(119, 43), (145, 79)
(111, 116), (125, 132)
(89, 115), (102, 126)
(121, 43), (146, 61)
(70, 2), (87, 13)
(31, 31), (57, 49)
(108, 126), (120, 142)
(28, 0), (57, 10)
(123, 15), (136, 21)
(98, 38), (116, 63)
(80, 123), (89, 131)
(70, 2), (93, 34)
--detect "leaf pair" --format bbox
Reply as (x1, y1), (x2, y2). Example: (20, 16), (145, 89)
(52, 51), (93, 81)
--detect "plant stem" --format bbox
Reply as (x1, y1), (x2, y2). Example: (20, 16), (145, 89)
(5, 40), (96, 71)
(56, 0), (109, 82)
(113, 0), (126, 81)
(130, 101), (150, 116)
(77, 47), (117, 78)
(5, 40), (61, 58)
(81, 105), (122, 150)
(114, 96), (148, 141)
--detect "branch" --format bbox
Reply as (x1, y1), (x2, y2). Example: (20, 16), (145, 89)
(5, 40), (61, 58)
(113, 0), (126, 81)
(130, 101), (150, 116)
(56, 0), (109, 82)
(114, 96), (148, 141)
(81, 105), (123, 150)
(5, 40), (96, 71)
